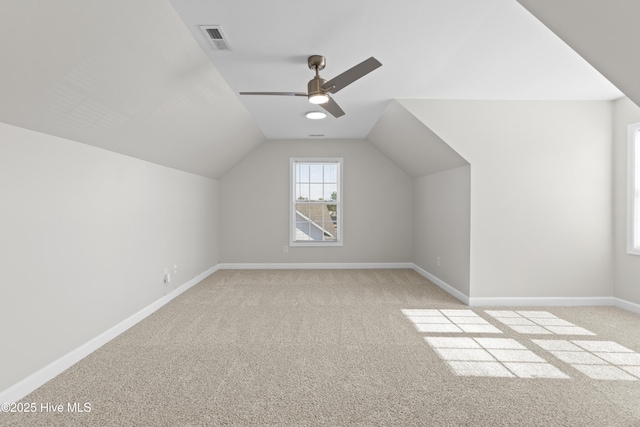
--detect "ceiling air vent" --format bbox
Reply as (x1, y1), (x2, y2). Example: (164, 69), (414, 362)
(199, 25), (232, 51)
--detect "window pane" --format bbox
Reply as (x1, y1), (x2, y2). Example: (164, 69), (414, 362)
(324, 164), (337, 183)
(329, 210), (339, 227)
(322, 221), (337, 240)
(297, 220), (327, 241)
(296, 222), (310, 240)
(635, 134), (640, 190)
(298, 164), (310, 183)
(310, 164), (323, 183)
(310, 184), (323, 201)
(327, 203), (337, 221)
(297, 183), (310, 201)
(324, 184), (337, 201)
(295, 203), (310, 218)
(635, 134), (640, 248)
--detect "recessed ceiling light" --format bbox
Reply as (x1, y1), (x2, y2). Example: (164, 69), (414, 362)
(305, 111), (327, 120)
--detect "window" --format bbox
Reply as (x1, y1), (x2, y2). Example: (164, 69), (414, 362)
(628, 123), (640, 255)
(290, 158), (343, 246)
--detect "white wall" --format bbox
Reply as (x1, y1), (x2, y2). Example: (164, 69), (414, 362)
(367, 101), (469, 178)
(0, 122), (220, 392)
(220, 139), (413, 264)
(613, 97), (640, 305)
(414, 166), (471, 296)
(401, 100), (613, 299)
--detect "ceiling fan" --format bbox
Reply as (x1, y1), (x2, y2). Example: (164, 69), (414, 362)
(239, 55), (382, 118)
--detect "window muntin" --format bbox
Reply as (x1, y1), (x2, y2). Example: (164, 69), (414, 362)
(290, 158), (342, 246)
(628, 123), (640, 255)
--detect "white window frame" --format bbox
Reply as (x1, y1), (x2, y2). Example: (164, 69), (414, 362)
(627, 123), (640, 255)
(290, 158), (343, 247)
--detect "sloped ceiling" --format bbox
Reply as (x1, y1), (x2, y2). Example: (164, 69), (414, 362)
(0, 0), (628, 180)
(516, 0), (640, 109)
(0, 0), (264, 179)
(170, 0), (621, 141)
(367, 101), (468, 178)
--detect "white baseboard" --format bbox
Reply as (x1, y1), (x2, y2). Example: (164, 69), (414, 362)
(0, 264), (220, 404)
(468, 296), (615, 307)
(411, 264), (470, 305)
(615, 297), (640, 315)
(408, 264), (640, 313)
(4, 263), (639, 404)
(218, 262), (414, 270)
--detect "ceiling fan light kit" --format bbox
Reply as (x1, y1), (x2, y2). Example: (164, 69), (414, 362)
(308, 94), (329, 104)
(239, 55), (382, 118)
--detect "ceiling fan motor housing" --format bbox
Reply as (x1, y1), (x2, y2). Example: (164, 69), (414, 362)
(307, 55), (329, 103)
(308, 77), (328, 98)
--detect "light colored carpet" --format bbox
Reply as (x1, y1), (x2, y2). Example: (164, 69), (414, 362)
(3, 269), (640, 426)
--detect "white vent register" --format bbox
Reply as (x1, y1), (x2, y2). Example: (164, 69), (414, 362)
(199, 25), (232, 51)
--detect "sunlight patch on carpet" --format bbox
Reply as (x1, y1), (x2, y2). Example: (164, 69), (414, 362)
(403, 308), (640, 381)
(485, 311), (595, 336)
(402, 309), (502, 334)
(533, 340), (640, 381)
(425, 336), (568, 379)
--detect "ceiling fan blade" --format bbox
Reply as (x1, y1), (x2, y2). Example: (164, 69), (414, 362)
(239, 92), (307, 97)
(320, 96), (345, 118)
(321, 57), (382, 94)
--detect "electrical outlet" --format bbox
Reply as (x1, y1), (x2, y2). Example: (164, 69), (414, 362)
(437, 256), (441, 266)
(173, 264), (178, 274)
(283, 245), (289, 253)
(163, 268), (168, 283)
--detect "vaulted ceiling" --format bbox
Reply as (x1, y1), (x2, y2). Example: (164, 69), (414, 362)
(516, 0), (640, 109)
(0, 0), (264, 179)
(0, 0), (634, 179)
(170, 0), (620, 141)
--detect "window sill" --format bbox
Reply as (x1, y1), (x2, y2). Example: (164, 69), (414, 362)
(626, 247), (640, 256)
(290, 241), (343, 247)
